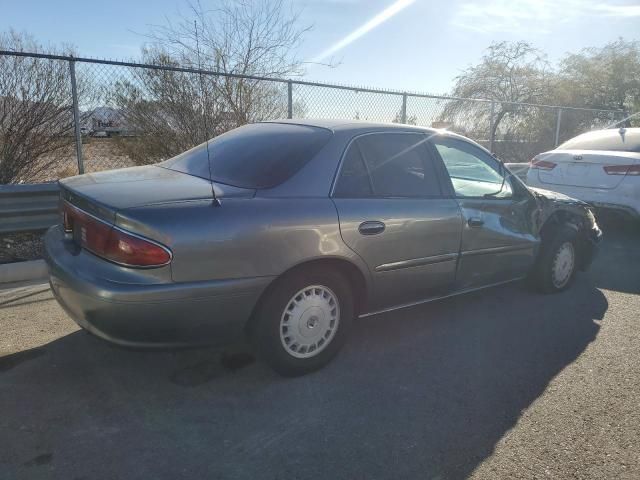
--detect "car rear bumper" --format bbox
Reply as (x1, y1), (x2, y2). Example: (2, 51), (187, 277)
(526, 173), (640, 218)
(44, 226), (273, 348)
(588, 202), (640, 219)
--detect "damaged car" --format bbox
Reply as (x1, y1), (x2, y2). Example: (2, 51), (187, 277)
(44, 120), (602, 376)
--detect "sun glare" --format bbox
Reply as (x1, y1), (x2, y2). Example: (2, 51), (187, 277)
(311, 0), (416, 63)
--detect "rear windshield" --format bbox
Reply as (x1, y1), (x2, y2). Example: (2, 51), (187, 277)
(558, 129), (640, 153)
(162, 123), (333, 189)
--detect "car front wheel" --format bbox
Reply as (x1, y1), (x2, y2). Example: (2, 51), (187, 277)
(530, 224), (579, 293)
(251, 268), (353, 376)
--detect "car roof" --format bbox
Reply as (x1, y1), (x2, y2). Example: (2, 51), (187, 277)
(261, 118), (491, 155)
(557, 127), (640, 149)
(590, 127), (638, 134)
(263, 118), (440, 135)
(565, 127), (640, 140)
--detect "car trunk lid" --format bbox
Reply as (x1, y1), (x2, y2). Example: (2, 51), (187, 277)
(58, 165), (255, 264)
(533, 150), (640, 190)
(60, 165), (254, 213)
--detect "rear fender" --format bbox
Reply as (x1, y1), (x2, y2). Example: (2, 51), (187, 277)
(119, 197), (370, 284)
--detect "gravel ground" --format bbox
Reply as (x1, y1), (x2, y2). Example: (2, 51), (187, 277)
(0, 232), (44, 263)
(23, 138), (136, 183)
(0, 218), (638, 480)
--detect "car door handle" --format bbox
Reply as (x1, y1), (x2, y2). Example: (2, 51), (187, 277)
(468, 217), (484, 228)
(358, 221), (386, 235)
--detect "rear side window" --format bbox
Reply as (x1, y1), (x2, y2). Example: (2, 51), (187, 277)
(333, 143), (373, 197)
(163, 123), (333, 188)
(334, 133), (442, 198)
(558, 129), (640, 153)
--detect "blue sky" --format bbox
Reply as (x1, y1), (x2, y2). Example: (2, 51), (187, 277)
(2, 0), (640, 94)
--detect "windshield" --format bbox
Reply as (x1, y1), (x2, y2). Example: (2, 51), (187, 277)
(558, 129), (640, 153)
(162, 123), (333, 189)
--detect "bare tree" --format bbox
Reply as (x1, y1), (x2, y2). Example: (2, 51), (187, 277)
(148, 0), (307, 77)
(392, 112), (417, 125)
(111, 0), (309, 164)
(440, 41), (553, 159)
(557, 38), (640, 129)
(111, 48), (299, 165)
(559, 38), (640, 112)
(0, 31), (76, 183)
(167, 0), (308, 126)
(110, 48), (229, 164)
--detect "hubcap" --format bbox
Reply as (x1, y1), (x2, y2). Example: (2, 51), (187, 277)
(279, 285), (340, 359)
(552, 241), (575, 288)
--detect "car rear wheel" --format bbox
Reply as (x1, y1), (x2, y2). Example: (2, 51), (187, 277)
(251, 268), (353, 376)
(530, 224), (579, 293)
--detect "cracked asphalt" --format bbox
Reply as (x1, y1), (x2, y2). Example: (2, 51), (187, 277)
(1, 215), (639, 479)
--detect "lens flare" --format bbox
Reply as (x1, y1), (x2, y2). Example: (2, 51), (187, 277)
(311, 0), (416, 63)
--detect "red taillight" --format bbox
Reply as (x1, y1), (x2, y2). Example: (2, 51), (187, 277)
(102, 228), (172, 267)
(603, 164), (640, 176)
(61, 202), (171, 267)
(530, 159), (557, 171)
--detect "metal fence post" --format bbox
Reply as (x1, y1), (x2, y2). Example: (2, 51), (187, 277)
(287, 81), (293, 119)
(489, 100), (496, 153)
(69, 59), (84, 174)
(401, 93), (407, 124)
(554, 108), (563, 147)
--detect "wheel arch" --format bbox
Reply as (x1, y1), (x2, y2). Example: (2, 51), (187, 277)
(539, 208), (583, 241)
(538, 208), (591, 270)
(244, 256), (370, 337)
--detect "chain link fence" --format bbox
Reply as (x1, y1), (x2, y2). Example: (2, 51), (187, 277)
(0, 50), (629, 184)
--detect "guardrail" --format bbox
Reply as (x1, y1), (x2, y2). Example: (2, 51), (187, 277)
(0, 183), (60, 235)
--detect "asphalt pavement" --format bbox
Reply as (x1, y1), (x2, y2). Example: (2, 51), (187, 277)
(1, 216), (639, 479)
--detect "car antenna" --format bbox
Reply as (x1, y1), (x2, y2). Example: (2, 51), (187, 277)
(195, 19), (219, 207)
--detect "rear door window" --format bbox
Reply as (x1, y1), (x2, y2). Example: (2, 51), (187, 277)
(334, 133), (442, 198)
(333, 143), (373, 197)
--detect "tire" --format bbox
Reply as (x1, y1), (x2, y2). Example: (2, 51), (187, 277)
(250, 267), (354, 376)
(530, 224), (579, 294)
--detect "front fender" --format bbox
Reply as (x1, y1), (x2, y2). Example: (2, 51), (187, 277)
(529, 187), (601, 270)
(529, 186), (595, 233)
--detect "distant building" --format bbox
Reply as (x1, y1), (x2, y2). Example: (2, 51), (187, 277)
(85, 107), (135, 136)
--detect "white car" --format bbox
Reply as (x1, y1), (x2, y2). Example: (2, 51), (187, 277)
(526, 128), (640, 218)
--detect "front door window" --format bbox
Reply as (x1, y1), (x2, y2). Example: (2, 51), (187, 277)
(432, 138), (513, 199)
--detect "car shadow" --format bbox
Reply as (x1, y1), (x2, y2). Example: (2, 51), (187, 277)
(589, 212), (640, 294)
(0, 275), (607, 479)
